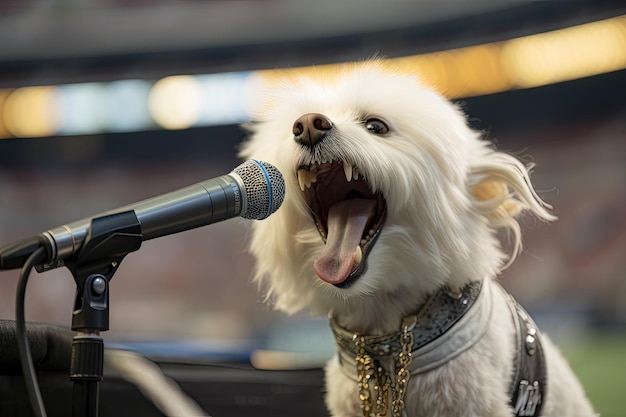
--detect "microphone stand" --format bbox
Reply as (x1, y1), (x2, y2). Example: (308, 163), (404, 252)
(60, 210), (142, 417)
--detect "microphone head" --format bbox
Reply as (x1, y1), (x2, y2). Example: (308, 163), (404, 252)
(232, 160), (285, 220)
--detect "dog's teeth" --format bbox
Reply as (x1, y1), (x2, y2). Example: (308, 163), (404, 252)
(297, 168), (317, 191)
(306, 170), (316, 188)
(368, 229), (375, 236)
(297, 169), (306, 192)
(353, 167), (359, 180)
(343, 160), (353, 182)
(355, 245), (362, 264)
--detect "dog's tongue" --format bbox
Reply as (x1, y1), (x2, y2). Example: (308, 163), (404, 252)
(314, 199), (375, 285)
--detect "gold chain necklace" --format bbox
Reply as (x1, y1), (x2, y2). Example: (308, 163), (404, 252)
(354, 327), (414, 417)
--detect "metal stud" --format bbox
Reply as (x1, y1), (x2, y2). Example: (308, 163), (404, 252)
(525, 334), (536, 355)
(446, 288), (463, 299)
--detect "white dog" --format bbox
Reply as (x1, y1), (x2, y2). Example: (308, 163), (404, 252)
(239, 61), (595, 417)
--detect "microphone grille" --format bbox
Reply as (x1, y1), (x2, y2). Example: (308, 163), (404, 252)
(233, 160), (285, 220)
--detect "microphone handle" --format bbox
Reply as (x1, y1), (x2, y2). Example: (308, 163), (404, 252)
(138, 174), (244, 240)
(40, 173), (245, 267)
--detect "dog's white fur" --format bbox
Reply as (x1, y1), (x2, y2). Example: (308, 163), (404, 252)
(240, 62), (595, 417)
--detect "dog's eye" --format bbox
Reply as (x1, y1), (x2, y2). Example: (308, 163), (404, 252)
(364, 119), (389, 134)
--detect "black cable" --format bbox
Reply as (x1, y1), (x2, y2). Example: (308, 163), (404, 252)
(15, 246), (48, 417)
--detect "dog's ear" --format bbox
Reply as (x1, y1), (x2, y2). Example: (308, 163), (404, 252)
(468, 149), (556, 265)
(471, 179), (521, 219)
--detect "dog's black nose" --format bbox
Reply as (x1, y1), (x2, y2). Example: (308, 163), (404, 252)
(293, 113), (333, 147)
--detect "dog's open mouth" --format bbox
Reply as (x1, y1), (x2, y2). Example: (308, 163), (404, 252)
(297, 160), (386, 288)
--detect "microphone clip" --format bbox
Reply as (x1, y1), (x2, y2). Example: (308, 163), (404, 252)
(65, 210), (142, 332)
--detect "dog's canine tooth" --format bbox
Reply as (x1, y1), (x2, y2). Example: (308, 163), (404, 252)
(343, 160), (353, 182)
(297, 168), (318, 191)
(297, 169), (306, 191)
(353, 167), (359, 180)
(355, 245), (362, 264)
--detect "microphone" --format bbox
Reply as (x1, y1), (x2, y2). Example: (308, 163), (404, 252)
(0, 160), (285, 271)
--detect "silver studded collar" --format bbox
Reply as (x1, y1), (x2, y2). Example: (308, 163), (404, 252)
(330, 278), (494, 377)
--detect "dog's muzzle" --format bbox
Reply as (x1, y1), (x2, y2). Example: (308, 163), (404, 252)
(291, 113), (387, 288)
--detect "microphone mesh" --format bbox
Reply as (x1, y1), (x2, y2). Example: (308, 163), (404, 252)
(233, 160), (286, 220)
